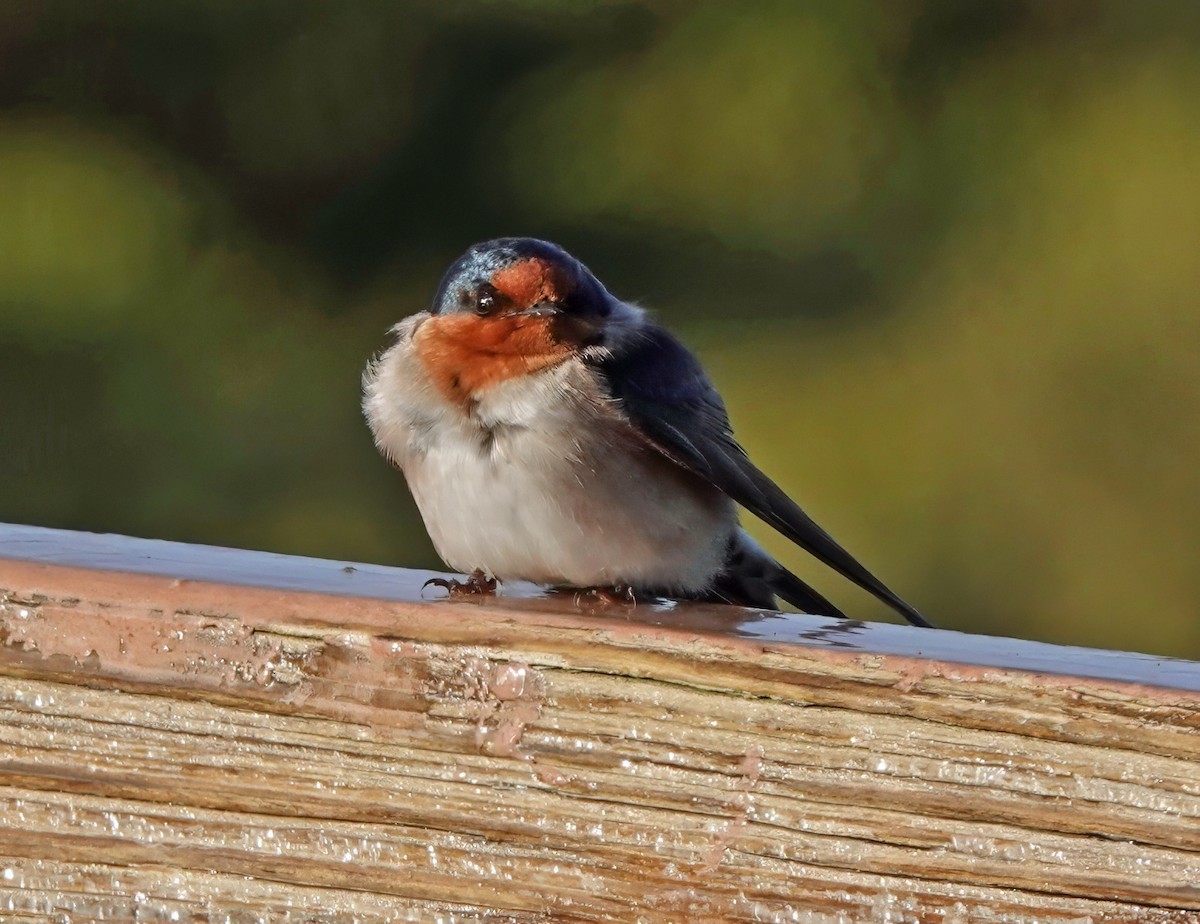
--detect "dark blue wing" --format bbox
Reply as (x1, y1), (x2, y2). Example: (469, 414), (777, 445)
(598, 323), (932, 628)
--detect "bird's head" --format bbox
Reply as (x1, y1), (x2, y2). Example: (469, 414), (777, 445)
(414, 238), (622, 405)
(432, 237), (610, 325)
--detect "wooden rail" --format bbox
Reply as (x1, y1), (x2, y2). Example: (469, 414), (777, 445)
(1, 522), (1198, 922)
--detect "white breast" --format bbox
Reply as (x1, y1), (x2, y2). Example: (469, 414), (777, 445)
(362, 314), (735, 592)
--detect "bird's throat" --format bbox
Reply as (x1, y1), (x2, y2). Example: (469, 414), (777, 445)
(413, 313), (573, 407)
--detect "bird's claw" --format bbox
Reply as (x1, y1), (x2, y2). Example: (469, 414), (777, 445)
(572, 585), (639, 608)
(423, 569), (498, 598)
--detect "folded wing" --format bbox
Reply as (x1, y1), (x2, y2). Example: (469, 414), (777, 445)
(597, 323), (932, 628)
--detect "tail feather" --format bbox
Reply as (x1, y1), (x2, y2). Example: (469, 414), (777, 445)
(704, 529), (849, 617)
(768, 563), (847, 619)
(692, 529), (932, 627)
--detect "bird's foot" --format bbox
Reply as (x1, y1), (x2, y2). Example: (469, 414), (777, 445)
(423, 569), (498, 598)
(572, 584), (639, 607)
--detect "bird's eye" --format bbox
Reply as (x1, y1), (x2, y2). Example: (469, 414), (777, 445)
(474, 284), (498, 316)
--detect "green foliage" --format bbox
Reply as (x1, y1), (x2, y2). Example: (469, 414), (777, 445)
(2, 1), (1198, 655)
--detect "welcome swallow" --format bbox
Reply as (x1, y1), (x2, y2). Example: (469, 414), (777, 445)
(363, 237), (931, 627)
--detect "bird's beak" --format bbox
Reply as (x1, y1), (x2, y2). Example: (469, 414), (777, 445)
(512, 301), (559, 318)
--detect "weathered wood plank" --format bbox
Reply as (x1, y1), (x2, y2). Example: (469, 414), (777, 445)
(1, 523), (1198, 922)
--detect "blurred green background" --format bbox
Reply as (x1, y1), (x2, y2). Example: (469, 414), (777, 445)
(2, 0), (1198, 656)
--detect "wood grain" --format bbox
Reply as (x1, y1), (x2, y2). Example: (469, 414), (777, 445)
(1, 524), (1198, 922)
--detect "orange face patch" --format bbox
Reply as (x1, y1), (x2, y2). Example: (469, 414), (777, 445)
(491, 258), (566, 311)
(414, 312), (574, 406)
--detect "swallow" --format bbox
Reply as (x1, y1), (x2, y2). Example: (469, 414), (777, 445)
(362, 237), (932, 627)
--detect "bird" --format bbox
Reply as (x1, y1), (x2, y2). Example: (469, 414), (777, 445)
(362, 237), (932, 627)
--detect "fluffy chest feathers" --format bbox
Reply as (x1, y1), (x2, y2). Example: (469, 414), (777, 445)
(362, 313), (734, 590)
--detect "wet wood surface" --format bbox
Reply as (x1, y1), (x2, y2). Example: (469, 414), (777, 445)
(1, 523), (1198, 923)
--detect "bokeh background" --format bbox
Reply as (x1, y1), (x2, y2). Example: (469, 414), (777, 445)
(2, 1), (1198, 656)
